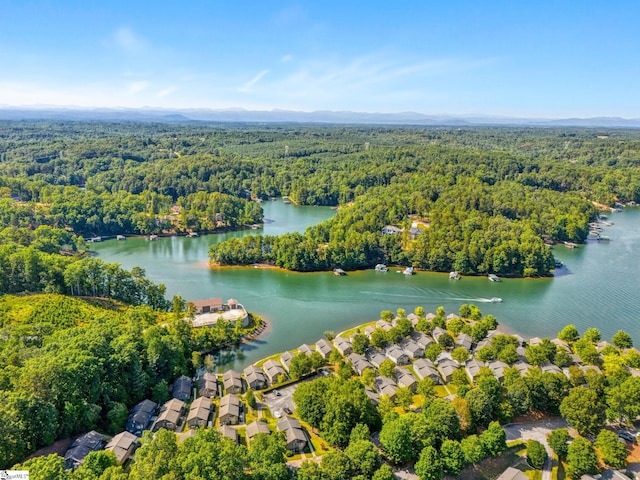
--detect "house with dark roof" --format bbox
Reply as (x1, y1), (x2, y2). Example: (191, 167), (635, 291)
(219, 394), (242, 425)
(413, 358), (442, 384)
(431, 327), (447, 343)
(465, 359), (486, 383)
(374, 376), (398, 400)
(244, 365), (268, 390)
(64, 431), (105, 469)
(455, 333), (473, 351)
(105, 431), (138, 464)
(187, 396), (212, 428)
(436, 358), (458, 383)
(263, 359), (287, 385)
(496, 467), (529, 480)
(246, 420), (271, 442)
(315, 338), (332, 358)
(125, 399), (157, 436)
(400, 338), (424, 358)
(348, 353), (374, 375)
(366, 348), (387, 368)
(410, 331), (434, 349)
(394, 367), (418, 391)
(223, 370), (243, 394)
(280, 351), (294, 371)
(333, 336), (353, 356)
(218, 424), (239, 444)
(198, 372), (219, 398)
(173, 375), (193, 401)
(154, 399), (185, 431)
(385, 345), (410, 365)
(277, 416), (308, 453)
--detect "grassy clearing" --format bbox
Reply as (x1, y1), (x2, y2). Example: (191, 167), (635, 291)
(455, 443), (526, 480)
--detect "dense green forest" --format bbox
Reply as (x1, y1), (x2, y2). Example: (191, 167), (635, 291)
(0, 294), (253, 469)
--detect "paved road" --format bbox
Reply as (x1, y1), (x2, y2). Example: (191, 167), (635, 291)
(504, 417), (569, 480)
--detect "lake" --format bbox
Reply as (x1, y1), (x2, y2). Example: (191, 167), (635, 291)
(93, 200), (640, 370)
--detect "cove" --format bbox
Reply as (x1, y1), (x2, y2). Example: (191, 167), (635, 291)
(92, 201), (640, 371)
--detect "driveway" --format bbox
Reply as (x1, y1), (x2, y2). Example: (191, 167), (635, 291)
(262, 374), (320, 417)
(504, 417), (569, 480)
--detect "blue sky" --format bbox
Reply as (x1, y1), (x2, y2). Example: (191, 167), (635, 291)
(0, 1), (638, 117)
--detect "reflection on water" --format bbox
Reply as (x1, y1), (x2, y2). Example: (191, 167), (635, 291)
(93, 202), (640, 370)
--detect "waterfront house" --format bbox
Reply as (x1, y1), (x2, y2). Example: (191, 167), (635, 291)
(243, 365), (268, 390)
(407, 313), (420, 327)
(381, 225), (402, 235)
(223, 370), (243, 394)
(528, 337), (543, 346)
(374, 376), (398, 400)
(465, 359), (486, 383)
(246, 421), (271, 442)
(363, 325), (376, 338)
(191, 298), (223, 315)
(375, 319), (393, 332)
(277, 416), (308, 453)
(455, 333), (473, 351)
(187, 396), (212, 428)
(385, 345), (410, 365)
(348, 353), (374, 375)
(263, 359), (287, 385)
(105, 431), (138, 464)
(436, 358), (458, 383)
(280, 351), (294, 371)
(413, 358), (442, 384)
(366, 348), (387, 368)
(218, 424), (239, 444)
(425, 312), (436, 321)
(125, 399), (157, 436)
(297, 344), (314, 356)
(198, 372), (219, 398)
(65, 431), (105, 469)
(219, 394), (242, 425)
(446, 313), (460, 322)
(597, 340), (614, 353)
(400, 338), (424, 358)
(333, 336), (353, 356)
(154, 399), (185, 431)
(173, 375), (193, 401)
(315, 338), (332, 358)
(394, 367), (417, 391)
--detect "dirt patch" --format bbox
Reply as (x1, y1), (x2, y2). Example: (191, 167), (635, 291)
(452, 445), (525, 480)
(24, 437), (74, 462)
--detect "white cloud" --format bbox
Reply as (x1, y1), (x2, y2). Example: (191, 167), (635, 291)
(111, 27), (148, 53)
(128, 81), (150, 94)
(281, 54), (293, 63)
(238, 69), (269, 92)
(157, 86), (178, 98)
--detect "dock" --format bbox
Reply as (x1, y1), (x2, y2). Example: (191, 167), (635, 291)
(333, 268), (346, 276)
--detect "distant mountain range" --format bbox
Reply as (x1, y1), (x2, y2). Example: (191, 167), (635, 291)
(0, 106), (639, 127)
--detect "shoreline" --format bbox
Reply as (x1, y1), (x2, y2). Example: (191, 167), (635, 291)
(242, 313), (272, 342)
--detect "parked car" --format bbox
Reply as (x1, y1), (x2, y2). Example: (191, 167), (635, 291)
(618, 431), (636, 443)
(273, 411), (282, 418)
(273, 389), (281, 396)
(283, 407), (292, 415)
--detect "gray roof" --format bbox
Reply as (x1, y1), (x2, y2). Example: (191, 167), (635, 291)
(173, 375), (193, 400)
(219, 394), (241, 419)
(246, 420), (271, 440)
(243, 365), (267, 388)
(198, 373), (219, 397)
(223, 370), (243, 392)
(218, 425), (239, 443)
(496, 467), (529, 480)
(263, 359), (286, 383)
(65, 431), (105, 469)
(105, 431), (137, 464)
(348, 353), (373, 375)
(187, 396), (212, 424)
(315, 338), (332, 356)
